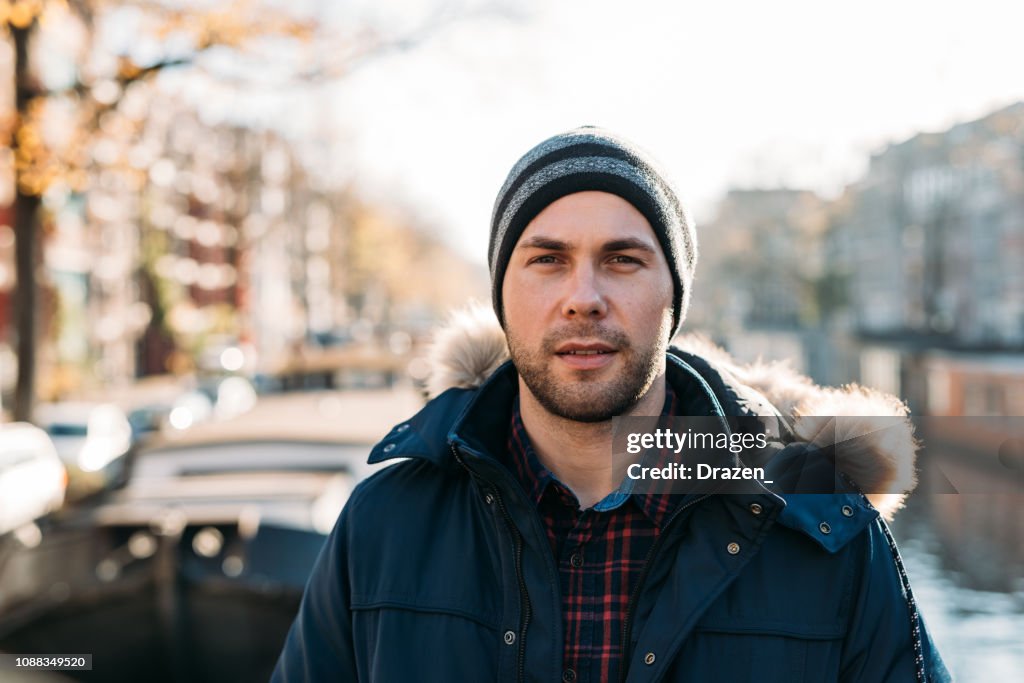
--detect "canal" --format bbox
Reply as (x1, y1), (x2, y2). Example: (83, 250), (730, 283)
(890, 492), (1024, 681)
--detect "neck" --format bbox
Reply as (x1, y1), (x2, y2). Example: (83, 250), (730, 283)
(518, 373), (667, 509)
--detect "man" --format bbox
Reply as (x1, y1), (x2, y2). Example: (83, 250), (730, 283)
(273, 127), (949, 682)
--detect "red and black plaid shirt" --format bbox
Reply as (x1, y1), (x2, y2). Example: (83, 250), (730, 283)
(506, 387), (679, 683)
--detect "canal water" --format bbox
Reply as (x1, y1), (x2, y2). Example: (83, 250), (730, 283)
(889, 493), (1024, 681)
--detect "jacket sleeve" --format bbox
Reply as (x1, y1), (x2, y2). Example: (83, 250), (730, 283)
(271, 494), (359, 682)
(839, 518), (951, 683)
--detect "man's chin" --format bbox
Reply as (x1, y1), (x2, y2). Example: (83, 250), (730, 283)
(550, 356), (620, 381)
(538, 385), (633, 423)
(544, 402), (618, 423)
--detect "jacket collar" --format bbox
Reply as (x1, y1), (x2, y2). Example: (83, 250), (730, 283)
(369, 352), (879, 552)
(369, 352), (733, 470)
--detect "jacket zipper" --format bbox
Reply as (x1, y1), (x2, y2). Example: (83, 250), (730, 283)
(616, 364), (732, 682)
(453, 445), (532, 683)
(619, 493), (711, 683)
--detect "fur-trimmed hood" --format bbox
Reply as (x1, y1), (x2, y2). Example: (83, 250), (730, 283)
(424, 304), (918, 520)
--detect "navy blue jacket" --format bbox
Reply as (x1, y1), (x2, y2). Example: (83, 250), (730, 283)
(273, 351), (950, 682)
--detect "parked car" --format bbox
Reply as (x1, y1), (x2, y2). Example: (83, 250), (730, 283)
(0, 423), (67, 536)
(35, 402), (133, 500)
(0, 390), (401, 683)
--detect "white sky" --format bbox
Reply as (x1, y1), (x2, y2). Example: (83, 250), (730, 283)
(179, 0), (1024, 265)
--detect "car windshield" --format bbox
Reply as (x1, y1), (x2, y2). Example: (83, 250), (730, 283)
(132, 441), (369, 480)
(46, 424), (89, 437)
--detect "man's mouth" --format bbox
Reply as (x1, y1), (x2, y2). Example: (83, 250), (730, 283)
(553, 342), (618, 369)
(554, 342), (617, 355)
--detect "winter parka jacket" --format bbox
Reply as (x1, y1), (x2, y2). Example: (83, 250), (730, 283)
(272, 311), (950, 683)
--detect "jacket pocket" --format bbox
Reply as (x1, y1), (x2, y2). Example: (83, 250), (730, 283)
(350, 597), (501, 682)
(668, 618), (845, 683)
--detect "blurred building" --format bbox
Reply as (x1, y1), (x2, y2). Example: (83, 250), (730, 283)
(830, 102), (1024, 347)
(11, 83), (488, 399)
(921, 352), (1024, 417)
(825, 102), (1024, 413)
(688, 188), (842, 380)
(692, 102), (1024, 415)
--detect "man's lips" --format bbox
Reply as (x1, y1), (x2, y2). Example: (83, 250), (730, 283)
(554, 342), (617, 355)
(554, 341), (618, 369)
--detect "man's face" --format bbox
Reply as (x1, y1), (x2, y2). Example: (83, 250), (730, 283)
(502, 191), (675, 422)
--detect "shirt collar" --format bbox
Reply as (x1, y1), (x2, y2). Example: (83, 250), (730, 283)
(506, 384), (680, 526)
(506, 395), (552, 505)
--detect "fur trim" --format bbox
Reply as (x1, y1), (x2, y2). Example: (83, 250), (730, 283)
(424, 303), (916, 520)
(424, 303), (510, 401)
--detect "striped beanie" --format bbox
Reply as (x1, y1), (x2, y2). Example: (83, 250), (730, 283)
(489, 126), (697, 339)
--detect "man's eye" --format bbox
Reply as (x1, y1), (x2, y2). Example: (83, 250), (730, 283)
(609, 255), (641, 265)
(530, 255), (560, 265)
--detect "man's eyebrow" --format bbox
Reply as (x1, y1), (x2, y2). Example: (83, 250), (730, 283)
(517, 236), (573, 251)
(602, 238), (657, 254)
(517, 236), (658, 253)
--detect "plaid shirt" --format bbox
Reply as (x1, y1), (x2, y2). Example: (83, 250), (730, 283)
(506, 387), (679, 683)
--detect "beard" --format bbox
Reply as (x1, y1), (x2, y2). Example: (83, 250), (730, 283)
(507, 317), (670, 423)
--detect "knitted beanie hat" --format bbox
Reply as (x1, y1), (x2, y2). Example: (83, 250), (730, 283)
(489, 126), (697, 339)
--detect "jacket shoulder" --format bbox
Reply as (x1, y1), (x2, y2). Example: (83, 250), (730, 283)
(366, 386), (477, 468)
(348, 456), (465, 522)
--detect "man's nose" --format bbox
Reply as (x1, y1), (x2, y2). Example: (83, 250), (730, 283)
(560, 264), (608, 320)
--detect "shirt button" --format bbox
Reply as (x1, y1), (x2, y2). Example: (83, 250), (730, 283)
(562, 668), (577, 682)
(395, 423), (409, 433)
(749, 502), (763, 515)
(382, 443), (395, 453)
(644, 652), (656, 665)
(819, 522), (832, 534)
(727, 542), (741, 555)
(503, 630), (516, 645)
(569, 552), (583, 568)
